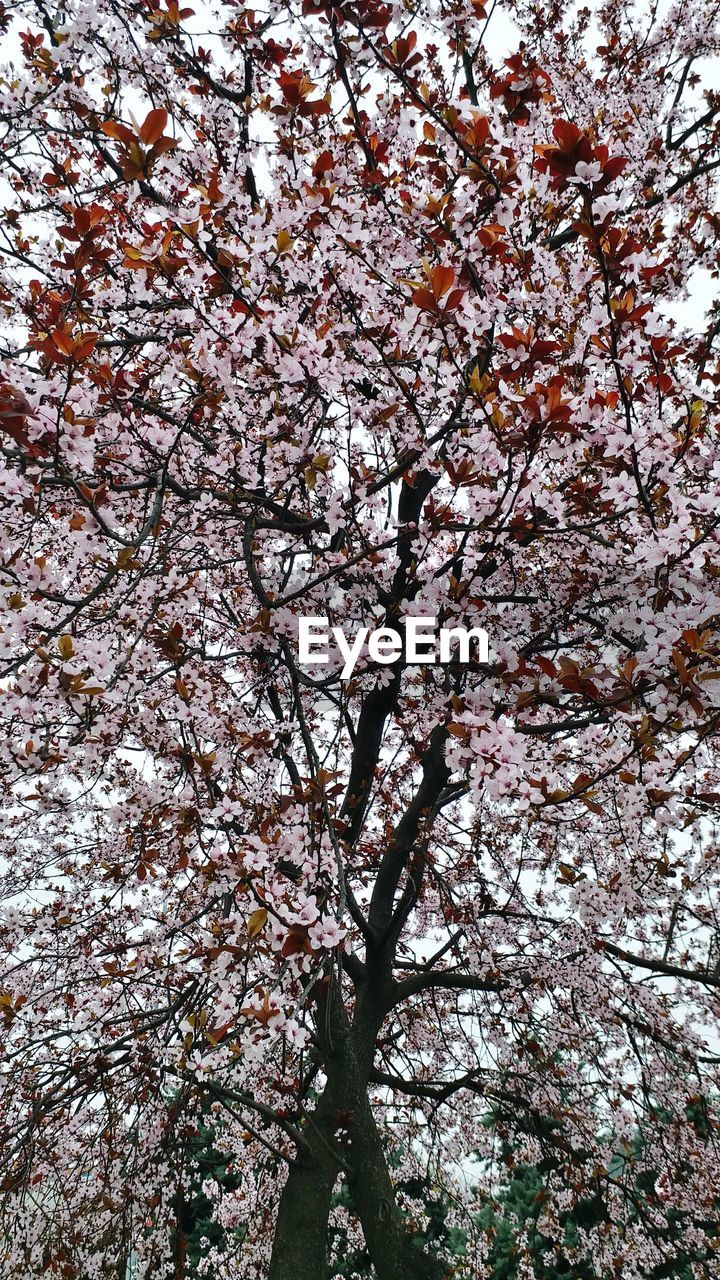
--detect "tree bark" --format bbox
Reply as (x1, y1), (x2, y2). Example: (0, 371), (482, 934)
(268, 977), (450, 1280)
(344, 1083), (450, 1280)
(267, 1149), (339, 1280)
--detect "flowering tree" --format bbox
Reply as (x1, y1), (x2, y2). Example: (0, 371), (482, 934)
(1, 0), (720, 1275)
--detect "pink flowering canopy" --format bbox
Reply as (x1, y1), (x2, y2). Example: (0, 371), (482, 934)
(1, 0), (720, 1276)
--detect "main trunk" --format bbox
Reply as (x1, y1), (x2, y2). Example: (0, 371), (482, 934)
(268, 978), (450, 1280)
(343, 1079), (450, 1280)
(267, 1149), (338, 1280)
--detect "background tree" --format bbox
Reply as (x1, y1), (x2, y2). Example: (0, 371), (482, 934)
(1, 0), (720, 1276)
(475, 1100), (720, 1280)
(168, 1103), (245, 1279)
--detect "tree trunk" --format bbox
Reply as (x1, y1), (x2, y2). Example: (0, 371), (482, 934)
(344, 1084), (450, 1280)
(268, 977), (450, 1280)
(267, 1150), (338, 1280)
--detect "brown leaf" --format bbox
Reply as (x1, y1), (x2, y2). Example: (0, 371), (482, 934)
(140, 107), (168, 146)
(247, 908), (268, 938)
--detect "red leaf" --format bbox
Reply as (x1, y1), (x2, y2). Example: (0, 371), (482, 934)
(51, 327), (75, 356)
(100, 119), (135, 147)
(73, 334), (98, 361)
(429, 264), (455, 299)
(412, 287), (438, 313)
(552, 119), (584, 151)
(149, 136), (178, 159)
(444, 287), (465, 313)
(0, 383), (35, 448)
(535, 656), (557, 678)
(313, 149), (334, 178)
(140, 108), (168, 146)
(601, 155), (628, 184)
